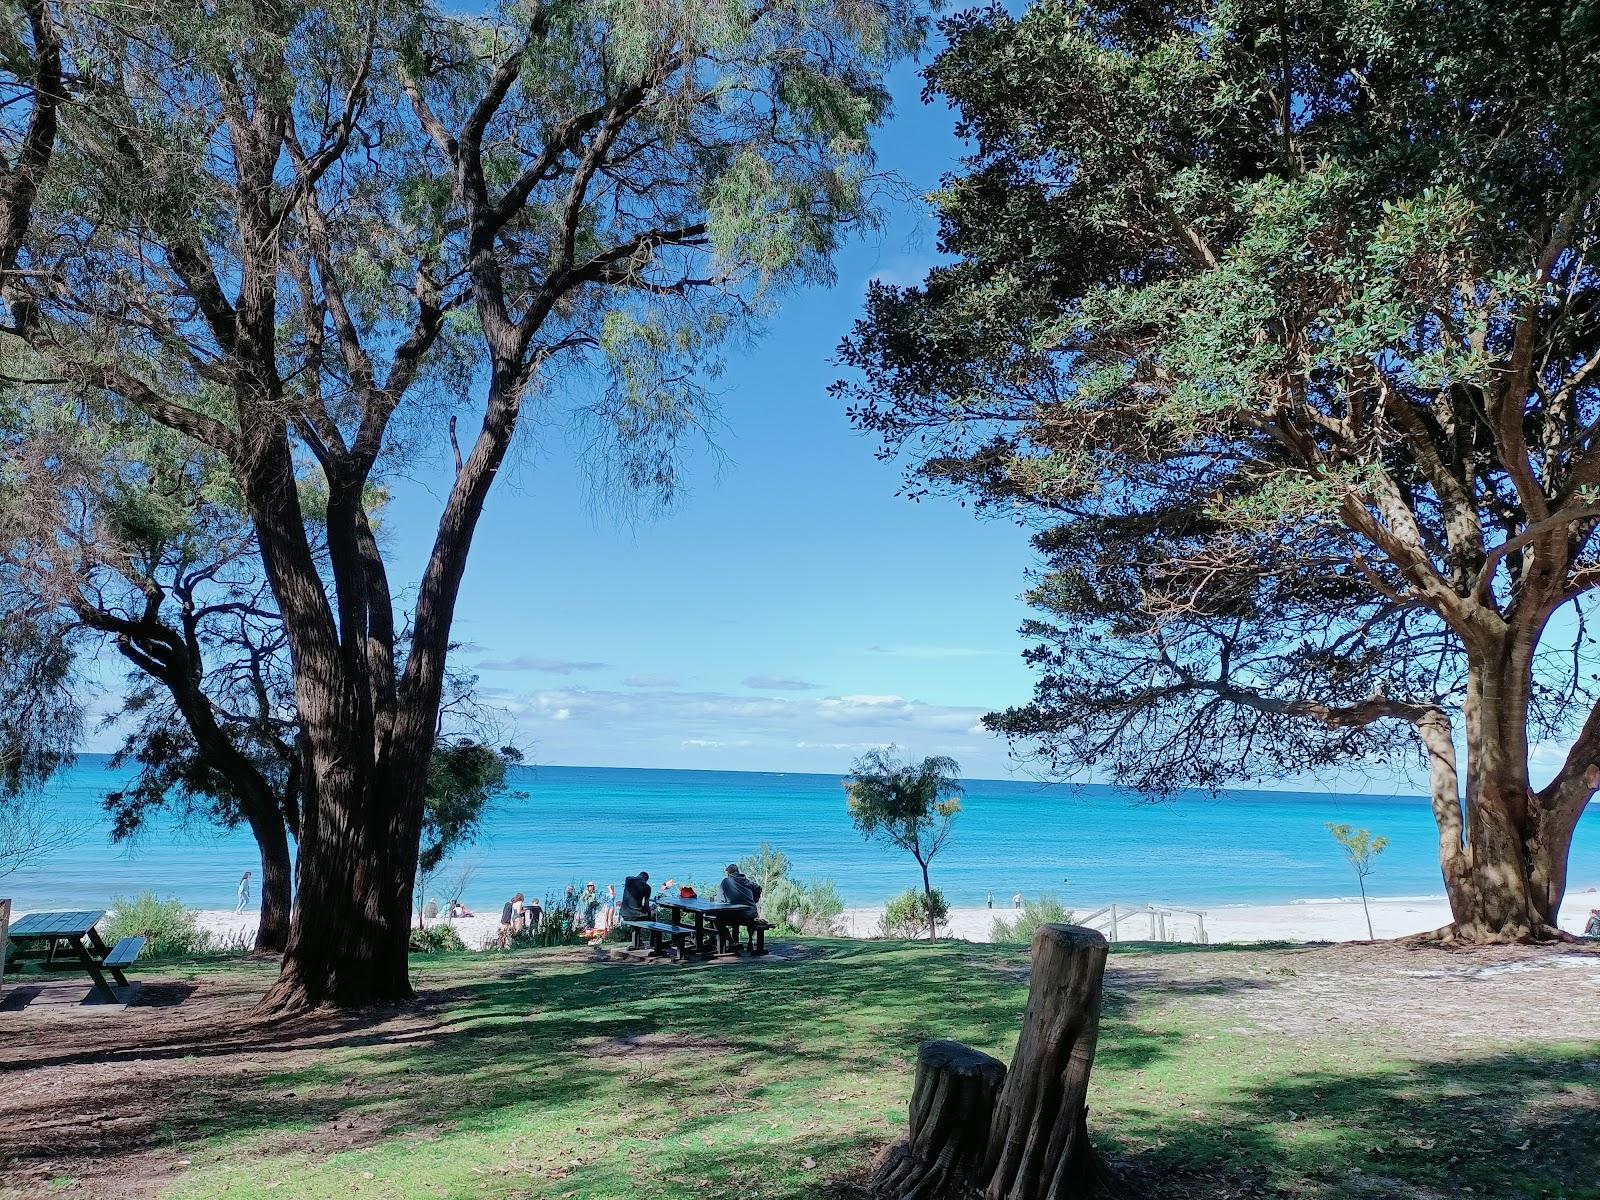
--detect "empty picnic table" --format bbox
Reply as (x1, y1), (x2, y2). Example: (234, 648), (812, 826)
(4, 910), (144, 1003)
(654, 895), (748, 957)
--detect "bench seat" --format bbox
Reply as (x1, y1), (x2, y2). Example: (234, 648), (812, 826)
(621, 920), (697, 937)
(103, 935), (146, 968)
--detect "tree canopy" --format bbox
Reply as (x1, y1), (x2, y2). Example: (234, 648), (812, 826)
(846, 748), (962, 940)
(839, 0), (1600, 943)
(2, 0), (920, 1009)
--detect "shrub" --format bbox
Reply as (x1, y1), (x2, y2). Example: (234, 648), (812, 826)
(105, 892), (204, 958)
(880, 887), (948, 938)
(990, 893), (1075, 944)
(409, 923), (466, 953)
(764, 876), (845, 935)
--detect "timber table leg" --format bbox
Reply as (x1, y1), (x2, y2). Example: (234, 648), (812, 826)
(85, 927), (129, 987)
(68, 936), (118, 1003)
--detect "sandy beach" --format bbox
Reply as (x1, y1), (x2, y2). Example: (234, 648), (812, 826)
(178, 887), (1600, 949)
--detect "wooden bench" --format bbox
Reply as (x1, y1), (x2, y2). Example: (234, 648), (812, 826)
(622, 919), (697, 958)
(103, 936), (146, 969)
(745, 919), (772, 956)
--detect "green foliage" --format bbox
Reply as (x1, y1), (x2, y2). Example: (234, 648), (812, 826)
(421, 741), (524, 874)
(880, 887), (948, 938)
(990, 893), (1074, 944)
(1326, 824), (1389, 880)
(409, 923), (466, 954)
(0, 603), (79, 800)
(765, 877), (845, 936)
(837, 0), (1600, 851)
(844, 749), (963, 867)
(102, 892), (239, 959)
(737, 842), (792, 894)
(736, 841), (843, 935)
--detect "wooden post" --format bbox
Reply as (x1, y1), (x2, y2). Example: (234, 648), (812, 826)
(1196, 911), (1207, 945)
(1108, 904), (1117, 943)
(0, 899), (9, 996)
(873, 1039), (1007, 1200)
(983, 924), (1111, 1200)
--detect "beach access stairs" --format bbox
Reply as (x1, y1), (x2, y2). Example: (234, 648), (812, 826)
(1077, 903), (1209, 945)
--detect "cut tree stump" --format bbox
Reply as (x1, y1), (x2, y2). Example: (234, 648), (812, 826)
(983, 924), (1112, 1200)
(873, 1039), (1007, 1200)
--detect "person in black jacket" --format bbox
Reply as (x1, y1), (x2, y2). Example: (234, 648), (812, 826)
(717, 864), (762, 950)
(620, 872), (653, 922)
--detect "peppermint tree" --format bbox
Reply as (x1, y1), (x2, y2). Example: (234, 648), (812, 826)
(841, 0), (1600, 944)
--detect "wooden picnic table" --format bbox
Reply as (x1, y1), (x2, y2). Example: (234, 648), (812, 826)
(5, 909), (140, 1003)
(654, 894), (749, 957)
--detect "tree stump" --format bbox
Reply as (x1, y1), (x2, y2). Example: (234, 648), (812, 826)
(983, 924), (1111, 1200)
(873, 1039), (1007, 1200)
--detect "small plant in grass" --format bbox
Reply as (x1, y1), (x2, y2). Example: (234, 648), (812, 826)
(990, 893), (1075, 943)
(881, 887), (949, 938)
(105, 892), (202, 958)
(1326, 823), (1389, 940)
(409, 924), (466, 954)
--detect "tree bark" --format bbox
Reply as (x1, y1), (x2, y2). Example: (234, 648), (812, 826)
(255, 757), (418, 1013)
(874, 1040), (1007, 1200)
(983, 924), (1112, 1200)
(920, 858), (938, 943)
(251, 810), (293, 956)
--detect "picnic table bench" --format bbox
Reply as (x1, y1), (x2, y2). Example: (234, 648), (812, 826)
(653, 894), (771, 958)
(3, 909), (144, 1003)
(620, 918), (699, 959)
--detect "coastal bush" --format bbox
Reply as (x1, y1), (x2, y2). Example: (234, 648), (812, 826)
(409, 923), (466, 954)
(735, 843), (844, 935)
(881, 888), (949, 938)
(105, 892), (204, 958)
(990, 894), (1075, 944)
(765, 877), (845, 936)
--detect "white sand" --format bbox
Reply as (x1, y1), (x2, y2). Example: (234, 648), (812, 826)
(845, 889), (1600, 943)
(188, 886), (1600, 949)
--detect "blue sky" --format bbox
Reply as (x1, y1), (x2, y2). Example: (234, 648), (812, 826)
(369, 56), (1052, 776)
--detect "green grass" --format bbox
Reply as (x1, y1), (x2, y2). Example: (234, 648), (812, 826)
(128, 941), (1596, 1200)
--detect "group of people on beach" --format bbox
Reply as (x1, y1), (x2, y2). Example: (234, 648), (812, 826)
(487, 882), (618, 948)
(485, 865), (764, 949)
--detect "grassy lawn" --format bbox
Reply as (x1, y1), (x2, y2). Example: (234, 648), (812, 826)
(3, 939), (1596, 1199)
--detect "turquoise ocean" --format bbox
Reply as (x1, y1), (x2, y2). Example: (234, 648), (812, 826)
(6, 757), (1599, 912)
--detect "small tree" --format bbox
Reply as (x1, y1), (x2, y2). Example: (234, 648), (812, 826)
(738, 842), (792, 894)
(845, 749), (962, 942)
(1327, 823), (1389, 941)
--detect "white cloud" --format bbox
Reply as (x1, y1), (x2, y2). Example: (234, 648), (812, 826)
(488, 684), (1004, 773)
(867, 645), (1002, 659)
(744, 674), (821, 691)
(624, 674), (681, 688)
(476, 655), (609, 675)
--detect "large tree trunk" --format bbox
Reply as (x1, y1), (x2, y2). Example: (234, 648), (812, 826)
(874, 1040), (1007, 1200)
(983, 924), (1111, 1200)
(1426, 655), (1579, 944)
(256, 758), (419, 1014)
(246, 807), (293, 956)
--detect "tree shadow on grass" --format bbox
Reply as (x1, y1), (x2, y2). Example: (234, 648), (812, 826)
(1107, 1045), (1600, 1200)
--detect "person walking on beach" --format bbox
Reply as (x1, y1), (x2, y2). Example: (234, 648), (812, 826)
(236, 870), (251, 912)
(1011, 891), (1023, 909)
(603, 883), (618, 932)
(986, 891), (994, 910)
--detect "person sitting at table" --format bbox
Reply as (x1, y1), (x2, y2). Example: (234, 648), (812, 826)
(620, 872), (653, 922)
(718, 863), (762, 949)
